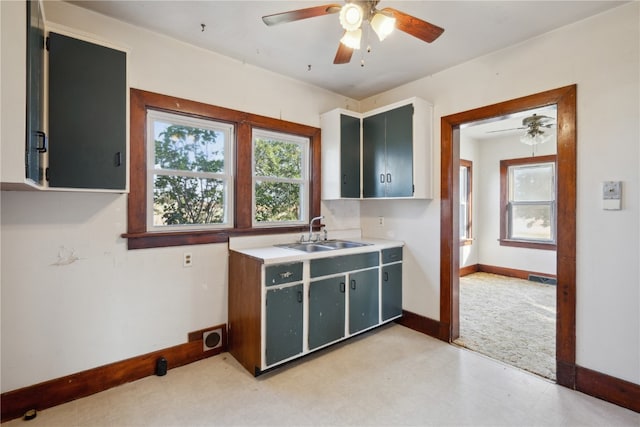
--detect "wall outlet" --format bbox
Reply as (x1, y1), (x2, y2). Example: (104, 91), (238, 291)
(377, 216), (385, 227)
(183, 252), (192, 267)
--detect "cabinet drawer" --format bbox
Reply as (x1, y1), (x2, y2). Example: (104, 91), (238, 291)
(382, 247), (403, 264)
(310, 252), (379, 278)
(265, 262), (303, 287)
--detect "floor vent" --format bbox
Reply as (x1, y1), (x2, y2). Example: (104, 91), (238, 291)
(528, 274), (557, 285)
(203, 327), (223, 351)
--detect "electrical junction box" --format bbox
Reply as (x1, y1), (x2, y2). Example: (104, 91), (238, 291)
(602, 181), (622, 210)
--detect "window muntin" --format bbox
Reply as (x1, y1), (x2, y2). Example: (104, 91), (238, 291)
(460, 160), (472, 243)
(505, 160), (556, 244)
(252, 129), (309, 227)
(146, 110), (233, 231)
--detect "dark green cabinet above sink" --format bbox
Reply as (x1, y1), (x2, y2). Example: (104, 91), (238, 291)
(321, 97), (433, 200)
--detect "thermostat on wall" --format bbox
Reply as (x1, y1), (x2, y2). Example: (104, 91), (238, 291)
(602, 181), (622, 210)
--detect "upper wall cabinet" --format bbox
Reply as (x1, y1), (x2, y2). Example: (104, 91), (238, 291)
(47, 32), (127, 191)
(320, 109), (361, 199)
(363, 103), (414, 198)
(320, 97), (432, 200)
(1, 0), (41, 189)
(26, 0), (46, 183)
(0, 1), (128, 192)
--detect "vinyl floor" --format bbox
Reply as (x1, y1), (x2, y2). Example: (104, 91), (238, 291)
(5, 324), (638, 426)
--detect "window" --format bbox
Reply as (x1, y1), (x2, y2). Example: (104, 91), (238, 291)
(460, 159), (472, 245)
(500, 155), (557, 250)
(147, 110), (233, 230)
(252, 129), (309, 226)
(125, 89), (321, 249)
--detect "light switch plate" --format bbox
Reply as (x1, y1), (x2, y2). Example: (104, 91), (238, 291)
(602, 181), (621, 210)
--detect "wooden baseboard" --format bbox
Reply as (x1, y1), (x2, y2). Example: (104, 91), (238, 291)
(0, 324), (226, 423)
(396, 310), (443, 340)
(461, 263), (557, 281)
(576, 365), (640, 413)
(459, 264), (479, 277)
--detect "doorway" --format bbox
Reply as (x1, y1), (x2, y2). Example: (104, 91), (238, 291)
(439, 85), (577, 387)
(455, 105), (558, 380)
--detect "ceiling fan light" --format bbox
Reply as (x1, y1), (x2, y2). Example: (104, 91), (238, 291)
(520, 132), (551, 146)
(371, 12), (396, 41)
(340, 28), (362, 49)
(339, 3), (363, 31)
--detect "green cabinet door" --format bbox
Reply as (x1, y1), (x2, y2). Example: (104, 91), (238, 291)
(385, 104), (414, 197)
(348, 269), (379, 334)
(309, 276), (346, 350)
(340, 114), (361, 198)
(48, 32), (126, 190)
(362, 104), (414, 198)
(265, 284), (304, 365)
(362, 111), (387, 198)
(382, 263), (403, 321)
(26, 0), (45, 182)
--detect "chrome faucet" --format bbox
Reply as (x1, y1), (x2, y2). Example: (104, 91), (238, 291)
(308, 215), (324, 242)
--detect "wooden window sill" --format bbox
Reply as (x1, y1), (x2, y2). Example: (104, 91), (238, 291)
(499, 239), (557, 251)
(122, 225), (312, 250)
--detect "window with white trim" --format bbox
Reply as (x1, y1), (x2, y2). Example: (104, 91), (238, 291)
(147, 110), (233, 230)
(252, 129), (309, 227)
(500, 155), (557, 248)
(460, 159), (472, 244)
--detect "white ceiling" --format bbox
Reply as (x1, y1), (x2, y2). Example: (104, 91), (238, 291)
(69, 1), (625, 100)
(461, 105), (557, 140)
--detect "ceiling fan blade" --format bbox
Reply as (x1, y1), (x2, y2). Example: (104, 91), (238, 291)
(486, 127), (526, 134)
(382, 7), (444, 43)
(262, 4), (342, 26)
(333, 41), (354, 64)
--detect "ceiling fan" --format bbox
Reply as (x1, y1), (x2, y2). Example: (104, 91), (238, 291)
(488, 114), (556, 146)
(262, 1), (445, 65)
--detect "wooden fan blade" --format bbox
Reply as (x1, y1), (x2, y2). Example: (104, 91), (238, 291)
(382, 7), (444, 43)
(333, 41), (354, 64)
(262, 4), (341, 26)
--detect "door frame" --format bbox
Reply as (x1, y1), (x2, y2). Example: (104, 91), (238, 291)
(439, 85), (577, 387)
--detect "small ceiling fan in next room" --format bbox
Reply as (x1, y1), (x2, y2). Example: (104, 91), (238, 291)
(488, 114), (557, 146)
(262, 0), (445, 64)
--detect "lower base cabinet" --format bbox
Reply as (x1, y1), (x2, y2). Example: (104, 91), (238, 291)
(309, 276), (346, 350)
(382, 263), (403, 321)
(349, 269), (380, 334)
(228, 246), (402, 376)
(265, 284), (303, 365)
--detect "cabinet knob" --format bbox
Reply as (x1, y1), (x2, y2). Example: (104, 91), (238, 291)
(379, 174), (385, 183)
(350, 279), (356, 290)
(384, 271), (389, 282)
(339, 282), (345, 293)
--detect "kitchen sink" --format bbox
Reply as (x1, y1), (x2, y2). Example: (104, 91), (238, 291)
(275, 240), (370, 253)
(278, 243), (334, 253)
(320, 240), (370, 249)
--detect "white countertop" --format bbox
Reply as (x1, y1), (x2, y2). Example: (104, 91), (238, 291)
(229, 232), (403, 264)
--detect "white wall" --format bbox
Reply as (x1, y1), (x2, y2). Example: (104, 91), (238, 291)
(471, 132), (556, 275)
(1, 0), (638, 393)
(460, 133), (479, 268)
(0, 1), (358, 392)
(360, 3), (639, 383)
